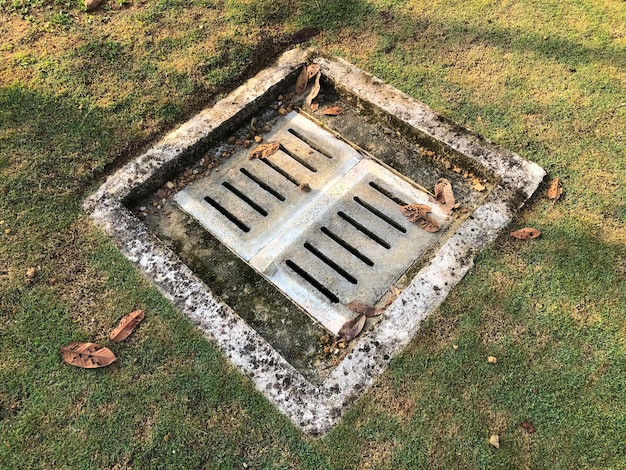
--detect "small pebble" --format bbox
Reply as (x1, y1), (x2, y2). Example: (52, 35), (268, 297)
(139, 206), (147, 212)
(166, 181), (175, 189)
(254, 135), (263, 143)
(278, 107), (287, 116)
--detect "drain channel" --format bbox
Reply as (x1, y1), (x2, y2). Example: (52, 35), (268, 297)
(304, 242), (358, 284)
(239, 168), (286, 201)
(337, 211), (391, 249)
(222, 182), (268, 216)
(203, 196), (250, 233)
(286, 259), (339, 303)
(369, 181), (407, 206)
(353, 196), (407, 233)
(319, 227), (375, 267)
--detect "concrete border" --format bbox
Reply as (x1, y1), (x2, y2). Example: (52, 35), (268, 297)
(84, 47), (545, 435)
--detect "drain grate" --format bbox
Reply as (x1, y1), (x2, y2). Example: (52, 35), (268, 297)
(175, 112), (447, 334)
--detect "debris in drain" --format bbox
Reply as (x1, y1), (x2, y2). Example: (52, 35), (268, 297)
(434, 178), (455, 215)
(310, 102), (319, 112)
(306, 71), (321, 108)
(109, 309), (145, 342)
(547, 177), (563, 201)
(322, 106), (344, 116)
(401, 203), (441, 232)
(296, 63), (320, 96)
(248, 141), (280, 160)
(299, 182), (311, 192)
(510, 227), (541, 240)
(60, 342), (117, 369)
(347, 301), (384, 318)
(335, 314), (366, 344)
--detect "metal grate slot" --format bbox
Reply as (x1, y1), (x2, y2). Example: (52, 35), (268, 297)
(337, 211), (391, 249)
(368, 181), (408, 206)
(285, 259), (339, 303)
(260, 158), (300, 186)
(203, 196), (251, 232)
(222, 182), (268, 216)
(239, 168), (286, 201)
(279, 144), (317, 172)
(304, 242), (358, 284)
(288, 128), (333, 159)
(353, 196), (406, 233)
(320, 226), (375, 266)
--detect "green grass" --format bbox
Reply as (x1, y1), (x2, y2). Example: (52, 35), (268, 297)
(1, 0), (626, 468)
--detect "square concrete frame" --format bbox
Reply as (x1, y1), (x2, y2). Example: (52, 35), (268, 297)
(84, 48), (545, 436)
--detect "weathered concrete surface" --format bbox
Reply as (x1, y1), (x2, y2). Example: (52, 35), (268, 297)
(84, 48), (545, 436)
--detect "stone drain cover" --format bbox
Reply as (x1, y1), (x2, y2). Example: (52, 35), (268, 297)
(84, 49), (545, 435)
(175, 112), (447, 334)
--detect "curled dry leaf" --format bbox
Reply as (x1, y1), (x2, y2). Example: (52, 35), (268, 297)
(322, 106), (344, 116)
(347, 301), (384, 318)
(489, 434), (500, 448)
(110, 309), (145, 342)
(434, 178), (455, 215)
(336, 314), (366, 343)
(401, 203), (441, 232)
(306, 71), (321, 108)
(310, 102), (319, 112)
(510, 227), (541, 240)
(248, 141), (280, 160)
(520, 421), (536, 433)
(547, 177), (563, 201)
(60, 342), (116, 369)
(295, 66), (308, 96)
(306, 63), (321, 80)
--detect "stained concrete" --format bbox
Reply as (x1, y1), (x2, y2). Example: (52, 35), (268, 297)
(84, 47), (545, 435)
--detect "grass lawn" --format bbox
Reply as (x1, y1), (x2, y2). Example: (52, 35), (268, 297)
(1, 0), (625, 468)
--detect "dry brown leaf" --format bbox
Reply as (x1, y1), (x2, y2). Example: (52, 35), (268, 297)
(434, 178), (455, 215)
(322, 106), (344, 116)
(489, 434), (500, 448)
(110, 310), (145, 342)
(547, 177), (563, 201)
(306, 63), (321, 80)
(310, 102), (319, 112)
(510, 227), (541, 240)
(488, 356), (497, 364)
(520, 421), (536, 433)
(248, 141), (280, 160)
(295, 66), (308, 96)
(84, 0), (103, 10)
(401, 203), (441, 232)
(26, 267), (36, 279)
(305, 71), (321, 108)
(472, 182), (486, 192)
(336, 314), (366, 343)
(60, 342), (116, 369)
(299, 183), (311, 192)
(347, 301), (384, 318)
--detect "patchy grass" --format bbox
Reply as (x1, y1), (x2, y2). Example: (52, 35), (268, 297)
(1, 0), (625, 468)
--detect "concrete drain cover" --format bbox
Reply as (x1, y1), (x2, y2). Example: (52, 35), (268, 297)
(84, 48), (545, 435)
(175, 112), (447, 334)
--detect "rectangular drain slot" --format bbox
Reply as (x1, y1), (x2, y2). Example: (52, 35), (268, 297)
(353, 196), (406, 233)
(222, 182), (268, 216)
(279, 144), (317, 172)
(304, 242), (358, 285)
(287, 128), (333, 159)
(320, 226), (375, 267)
(203, 196), (251, 233)
(260, 158), (300, 186)
(337, 211), (391, 249)
(239, 168), (286, 201)
(285, 259), (339, 303)
(369, 181), (407, 206)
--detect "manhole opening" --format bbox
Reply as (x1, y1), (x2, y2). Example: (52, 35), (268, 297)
(130, 77), (493, 383)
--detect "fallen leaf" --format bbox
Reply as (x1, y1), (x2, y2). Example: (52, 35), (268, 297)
(306, 63), (320, 80)
(306, 71), (321, 108)
(489, 434), (500, 448)
(299, 183), (311, 192)
(84, 0), (102, 10)
(434, 178), (455, 215)
(323, 106), (344, 116)
(110, 310), (145, 342)
(336, 314), (366, 343)
(290, 27), (320, 44)
(401, 203), (431, 219)
(510, 227), (541, 240)
(401, 203), (441, 232)
(295, 66), (308, 96)
(310, 102), (319, 112)
(60, 342), (116, 369)
(547, 177), (563, 201)
(248, 141), (280, 160)
(472, 182), (486, 192)
(26, 267), (36, 279)
(488, 356), (497, 364)
(520, 421), (536, 433)
(347, 301), (384, 318)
